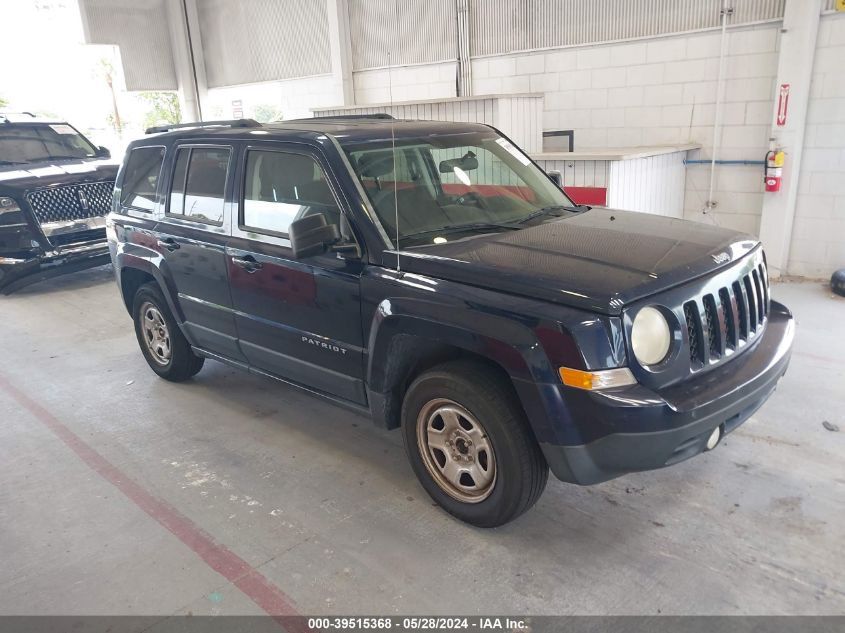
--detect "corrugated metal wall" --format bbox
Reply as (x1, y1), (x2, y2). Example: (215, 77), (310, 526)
(348, 0), (457, 70)
(196, 0), (331, 88)
(469, 0), (786, 57)
(535, 151), (687, 217)
(80, 0), (799, 92)
(316, 99), (499, 123)
(80, 0), (176, 91)
(606, 151), (687, 217)
(314, 94), (544, 152)
(534, 159), (609, 189)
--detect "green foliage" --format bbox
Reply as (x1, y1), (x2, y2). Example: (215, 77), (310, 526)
(253, 103), (282, 123)
(0, 95), (8, 108)
(99, 58), (116, 84)
(139, 92), (181, 129)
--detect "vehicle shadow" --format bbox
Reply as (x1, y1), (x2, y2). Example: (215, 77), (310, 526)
(169, 359), (699, 549)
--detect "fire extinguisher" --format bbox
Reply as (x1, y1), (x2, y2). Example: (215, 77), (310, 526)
(764, 149), (785, 192)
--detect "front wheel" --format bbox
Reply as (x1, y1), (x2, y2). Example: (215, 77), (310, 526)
(401, 360), (548, 527)
(132, 282), (204, 382)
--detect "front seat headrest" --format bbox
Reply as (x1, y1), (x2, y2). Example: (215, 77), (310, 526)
(357, 152), (396, 178)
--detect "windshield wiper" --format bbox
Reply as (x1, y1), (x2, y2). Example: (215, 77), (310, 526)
(0, 159), (27, 165)
(401, 221), (522, 243)
(27, 155), (88, 162)
(399, 205), (592, 244)
(517, 204), (590, 224)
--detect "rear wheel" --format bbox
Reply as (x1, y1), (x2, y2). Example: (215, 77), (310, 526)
(402, 360), (548, 527)
(132, 282), (204, 382)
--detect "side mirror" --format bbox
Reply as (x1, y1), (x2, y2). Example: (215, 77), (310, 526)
(289, 213), (340, 259)
(547, 169), (562, 187)
(96, 146), (111, 159)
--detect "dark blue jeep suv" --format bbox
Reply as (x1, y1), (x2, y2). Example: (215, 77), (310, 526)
(107, 116), (794, 526)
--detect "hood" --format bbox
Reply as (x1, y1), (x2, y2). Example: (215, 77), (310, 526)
(0, 158), (119, 196)
(393, 208), (760, 315)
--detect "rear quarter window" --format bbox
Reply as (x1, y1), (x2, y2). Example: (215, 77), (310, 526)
(120, 146), (165, 211)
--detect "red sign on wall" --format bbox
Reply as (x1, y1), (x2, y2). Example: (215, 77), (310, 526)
(776, 84), (790, 127)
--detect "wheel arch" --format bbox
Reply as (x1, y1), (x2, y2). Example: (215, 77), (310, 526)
(120, 267), (156, 313)
(116, 253), (185, 325)
(365, 299), (558, 442)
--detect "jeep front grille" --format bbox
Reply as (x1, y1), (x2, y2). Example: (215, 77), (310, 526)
(683, 262), (769, 369)
(684, 302), (703, 367)
(26, 181), (114, 225)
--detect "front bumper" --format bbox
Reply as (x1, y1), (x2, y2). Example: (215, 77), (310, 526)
(0, 239), (111, 294)
(539, 300), (794, 485)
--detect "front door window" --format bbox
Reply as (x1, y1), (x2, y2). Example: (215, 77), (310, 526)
(242, 150), (340, 236)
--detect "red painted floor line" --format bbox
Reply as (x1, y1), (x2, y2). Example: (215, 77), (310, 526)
(792, 350), (841, 365)
(0, 373), (309, 630)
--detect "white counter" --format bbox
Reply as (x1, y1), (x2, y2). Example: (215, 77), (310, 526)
(532, 143), (701, 162)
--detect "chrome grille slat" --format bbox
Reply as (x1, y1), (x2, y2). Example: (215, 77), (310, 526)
(733, 280), (749, 341)
(758, 263), (769, 316)
(752, 269), (765, 325)
(684, 301), (705, 368)
(719, 287), (737, 350)
(703, 295), (721, 360)
(26, 181), (114, 225)
(744, 275), (758, 333)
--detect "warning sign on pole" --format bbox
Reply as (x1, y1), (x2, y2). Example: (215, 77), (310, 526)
(776, 84), (790, 127)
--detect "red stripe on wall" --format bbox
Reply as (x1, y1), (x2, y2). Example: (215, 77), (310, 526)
(564, 186), (607, 206)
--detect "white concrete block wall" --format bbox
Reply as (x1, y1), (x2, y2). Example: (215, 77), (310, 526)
(789, 13), (845, 278)
(207, 61), (459, 121)
(205, 74), (340, 120)
(352, 62), (457, 104)
(466, 25), (781, 231)
(215, 12), (838, 279)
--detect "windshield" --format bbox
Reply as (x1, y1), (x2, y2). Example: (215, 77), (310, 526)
(0, 123), (98, 164)
(344, 131), (578, 247)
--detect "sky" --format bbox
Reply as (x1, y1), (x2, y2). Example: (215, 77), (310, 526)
(1, 0), (154, 152)
(1, 0), (307, 154)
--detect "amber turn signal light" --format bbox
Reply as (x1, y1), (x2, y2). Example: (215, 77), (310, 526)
(559, 366), (636, 390)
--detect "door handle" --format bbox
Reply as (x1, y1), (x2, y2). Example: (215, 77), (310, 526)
(231, 255), (263, 273)
(157, 238), (180, 252)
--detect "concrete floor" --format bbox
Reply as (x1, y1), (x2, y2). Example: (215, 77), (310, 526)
(0, 266), (843, 617)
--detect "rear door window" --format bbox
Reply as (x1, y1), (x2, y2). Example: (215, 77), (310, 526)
(120, 146), (165, 211)
(167, 146), (230, 225)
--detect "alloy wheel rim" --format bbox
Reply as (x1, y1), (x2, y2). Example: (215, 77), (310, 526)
(416, 398), (496, 503)
(140, 302), (171, 365)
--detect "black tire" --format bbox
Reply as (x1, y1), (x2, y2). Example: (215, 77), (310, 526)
(401, 360), (548, 527)
(832, 268), (845, 297)
(132, 282), (204, 382)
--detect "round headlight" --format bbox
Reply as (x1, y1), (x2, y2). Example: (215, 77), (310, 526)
(631, 306), (671, 366)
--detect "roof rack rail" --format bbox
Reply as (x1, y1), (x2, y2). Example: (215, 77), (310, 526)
(144, 118), (261, 135)
(309, 113), (395, 120)
(0, 111), (37, 122)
